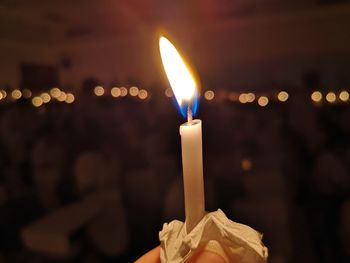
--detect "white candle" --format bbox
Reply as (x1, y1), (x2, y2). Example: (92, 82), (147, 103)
(180, 119), (205, 232)
(159, 35), (205, 233)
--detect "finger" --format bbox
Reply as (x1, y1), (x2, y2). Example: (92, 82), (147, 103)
(135, 246), (161, 263)
(187, 250), (227, 263)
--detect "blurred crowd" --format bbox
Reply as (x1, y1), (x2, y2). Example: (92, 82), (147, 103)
(0, 77), (350, 263)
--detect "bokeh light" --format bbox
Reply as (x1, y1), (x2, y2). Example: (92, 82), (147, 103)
(40, 92), (51, 103)
(22, 89), (32, 98)
(258, 96), (269, 107)
(326, 92), (336, 103)
(65, 93), (75, 103)
(1, 90), (7, 99)
(339, 90), (349, 102)
(57, 92), (67, 102)
(239, 93), (248, 104)
(241, 159), (252, 171)
(32, 96), (43, 107)
(11, 89), (22, 100)
(311, 91), (322, 102)
(247, 93), (255, 103)
(165, 88), (173, 98)
(120, 87), (128, 96)
(277, 91), (289, 102)
(204, 90), (215, 100)
(129, 86), (139, 97)
(111, 87), (121, 97)
(138, 89), (148, 100)
(50, 87), (61, 98)
(94, 86), (104, 96)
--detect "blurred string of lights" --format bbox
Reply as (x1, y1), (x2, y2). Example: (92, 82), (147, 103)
(0, 86), (349, 108)
(0, 86), (149, 107)
(195, 89), (349, 107)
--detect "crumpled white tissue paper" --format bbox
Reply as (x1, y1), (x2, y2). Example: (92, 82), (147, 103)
(159, 209), (268, 263)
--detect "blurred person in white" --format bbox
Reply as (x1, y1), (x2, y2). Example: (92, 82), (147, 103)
(32, 136), (66, 211)
(21, 148), (128, 258)
(74, 150), (128, 256)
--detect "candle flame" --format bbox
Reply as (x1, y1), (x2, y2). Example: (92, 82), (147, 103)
(159, 36), (198, 117)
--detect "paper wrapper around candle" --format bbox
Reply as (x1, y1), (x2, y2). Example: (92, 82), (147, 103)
(179, 119), (205, 233)
(159, 209), (268, 263)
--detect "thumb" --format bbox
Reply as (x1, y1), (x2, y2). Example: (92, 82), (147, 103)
(187, 250), (227, 263)
(135, 246), (160, 263)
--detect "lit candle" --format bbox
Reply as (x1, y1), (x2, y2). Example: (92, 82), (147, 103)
(159, 36), (205, 233)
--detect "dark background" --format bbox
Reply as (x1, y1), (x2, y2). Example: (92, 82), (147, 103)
(1, 0), (350, 262)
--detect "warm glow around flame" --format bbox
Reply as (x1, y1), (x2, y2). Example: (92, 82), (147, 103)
(159, 36), (196, 106)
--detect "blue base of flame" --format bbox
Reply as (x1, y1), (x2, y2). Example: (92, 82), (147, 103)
(172, 94), (199, 119)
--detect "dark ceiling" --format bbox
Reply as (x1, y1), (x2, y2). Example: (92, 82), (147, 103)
(0, 0), (339, 44)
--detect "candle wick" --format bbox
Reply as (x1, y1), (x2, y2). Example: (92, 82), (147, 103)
(187, 104), (193, 124)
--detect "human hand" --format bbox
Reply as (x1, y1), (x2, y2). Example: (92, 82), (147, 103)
(135, 246), (160, 263)
(135, 246), (227, 263)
